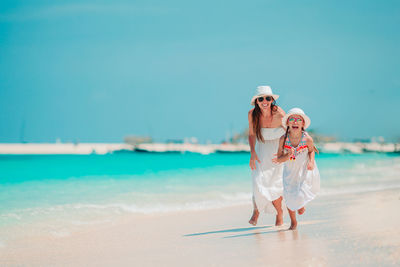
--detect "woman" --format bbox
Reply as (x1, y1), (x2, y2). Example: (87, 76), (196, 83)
(248, 86), (286, 226)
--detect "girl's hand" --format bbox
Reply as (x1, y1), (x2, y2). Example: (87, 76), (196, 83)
(307, 160), (315, 170)
(288, 147), (295, 157)
(250, 153), (261, 170)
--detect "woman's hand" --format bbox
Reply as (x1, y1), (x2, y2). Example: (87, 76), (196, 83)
(307, 160), (315, 170)
(250, 153), (261, 170)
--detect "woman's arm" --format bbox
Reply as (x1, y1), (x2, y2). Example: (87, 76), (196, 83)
(248, 110), (260, 170)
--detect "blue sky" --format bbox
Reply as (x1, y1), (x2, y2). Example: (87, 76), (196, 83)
(1, 0), (399, 143)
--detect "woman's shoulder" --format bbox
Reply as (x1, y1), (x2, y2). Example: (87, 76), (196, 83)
(248, 108), (254, 116)
(248, 108), (254, 121)
(273, 106), (285, 117)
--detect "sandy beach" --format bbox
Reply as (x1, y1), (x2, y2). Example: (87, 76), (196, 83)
(2, 1), (399, 266)
(1, 188), (399, 266)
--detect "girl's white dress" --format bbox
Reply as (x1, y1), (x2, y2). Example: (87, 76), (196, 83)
(282, 132), (320, 211)
(251, 127), (285, 214)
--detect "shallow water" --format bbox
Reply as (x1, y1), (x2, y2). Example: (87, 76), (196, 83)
(0, 152), (399, 229)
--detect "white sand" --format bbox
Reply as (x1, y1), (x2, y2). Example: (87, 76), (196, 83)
(1, 189), (400, 266)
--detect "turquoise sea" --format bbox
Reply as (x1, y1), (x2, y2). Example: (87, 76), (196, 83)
(0, 152), (399, 241)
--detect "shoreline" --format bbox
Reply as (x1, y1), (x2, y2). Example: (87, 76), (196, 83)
(1, 188), (399, 266)
(0, 142), (399, 155)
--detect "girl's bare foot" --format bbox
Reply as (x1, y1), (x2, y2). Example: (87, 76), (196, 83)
(298, 207), (305, 215)
(287, 208), (297, 230)
(289, 222), (297, 230)
(275, 214), (283, 226)
(249, 210), (259, 226)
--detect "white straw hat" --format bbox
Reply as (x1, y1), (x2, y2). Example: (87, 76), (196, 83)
(250, 86), (279, 105)
(282, 108), (311, 129)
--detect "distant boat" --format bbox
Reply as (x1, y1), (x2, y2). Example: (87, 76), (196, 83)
(134, 147), (181, 153)
(215, 150), (249, 154)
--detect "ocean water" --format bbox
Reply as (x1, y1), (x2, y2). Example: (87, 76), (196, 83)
(0, 152), (399, 238)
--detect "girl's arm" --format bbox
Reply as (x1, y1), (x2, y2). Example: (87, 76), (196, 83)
(248, 110), (260, 170)
(272, 136), (294, 163)
(305, 134), (315, 170)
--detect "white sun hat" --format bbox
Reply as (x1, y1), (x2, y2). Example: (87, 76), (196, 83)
(282, 108), (311, 129)
(250, 86), (279, 105)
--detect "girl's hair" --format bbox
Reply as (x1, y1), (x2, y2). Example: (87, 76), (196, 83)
(252, 98), (278, 142)
(282, 126), (290, 151)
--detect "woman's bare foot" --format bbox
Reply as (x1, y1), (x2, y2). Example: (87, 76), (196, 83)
(272, 197), (284, 226)
(289, 222), (297, 230)
(249, 210), (259, 226)
(298, 207), (305, 215)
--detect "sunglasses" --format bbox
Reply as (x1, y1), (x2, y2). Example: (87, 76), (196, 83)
(288, 117), (303, 123)
(257, 96), (273, 102)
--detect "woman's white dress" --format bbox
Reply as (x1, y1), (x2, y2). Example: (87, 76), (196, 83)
(282, 132), (320, 211)
(251, 127), (285, 214)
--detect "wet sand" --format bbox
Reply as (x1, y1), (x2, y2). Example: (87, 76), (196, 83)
(1, 188), (399, 266)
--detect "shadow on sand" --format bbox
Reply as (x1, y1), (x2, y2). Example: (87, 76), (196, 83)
(222, 228), (291, 238)
(184, 220), (324, 238)
(184, 225), (275, 237)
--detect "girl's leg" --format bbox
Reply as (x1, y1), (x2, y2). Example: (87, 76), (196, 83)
(298, 206), (305, 215)
(272, 196), (283, 226)
(249, 196), (259, 226)
(287, 208), (297, 230)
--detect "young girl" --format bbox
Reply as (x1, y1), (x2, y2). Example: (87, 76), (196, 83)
(272, 108), (320, 230)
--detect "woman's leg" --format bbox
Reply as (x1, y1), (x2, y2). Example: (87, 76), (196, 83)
(287, 208), (297, 230)
(249, 197), (259, 226)
(272, 196), (283, 226)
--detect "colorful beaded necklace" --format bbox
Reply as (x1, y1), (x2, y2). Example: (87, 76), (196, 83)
(284, 131), (307, 161)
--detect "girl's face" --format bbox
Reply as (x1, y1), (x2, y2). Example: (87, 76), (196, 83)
(287, 115), (305, 131)
(256, 95), (273, 111)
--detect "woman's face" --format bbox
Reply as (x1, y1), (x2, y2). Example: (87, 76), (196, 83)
(256, 95), (274, 111)
(287, 115), (305, 131)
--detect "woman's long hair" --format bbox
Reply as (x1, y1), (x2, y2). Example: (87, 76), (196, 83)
(252, 98), (277, 142)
